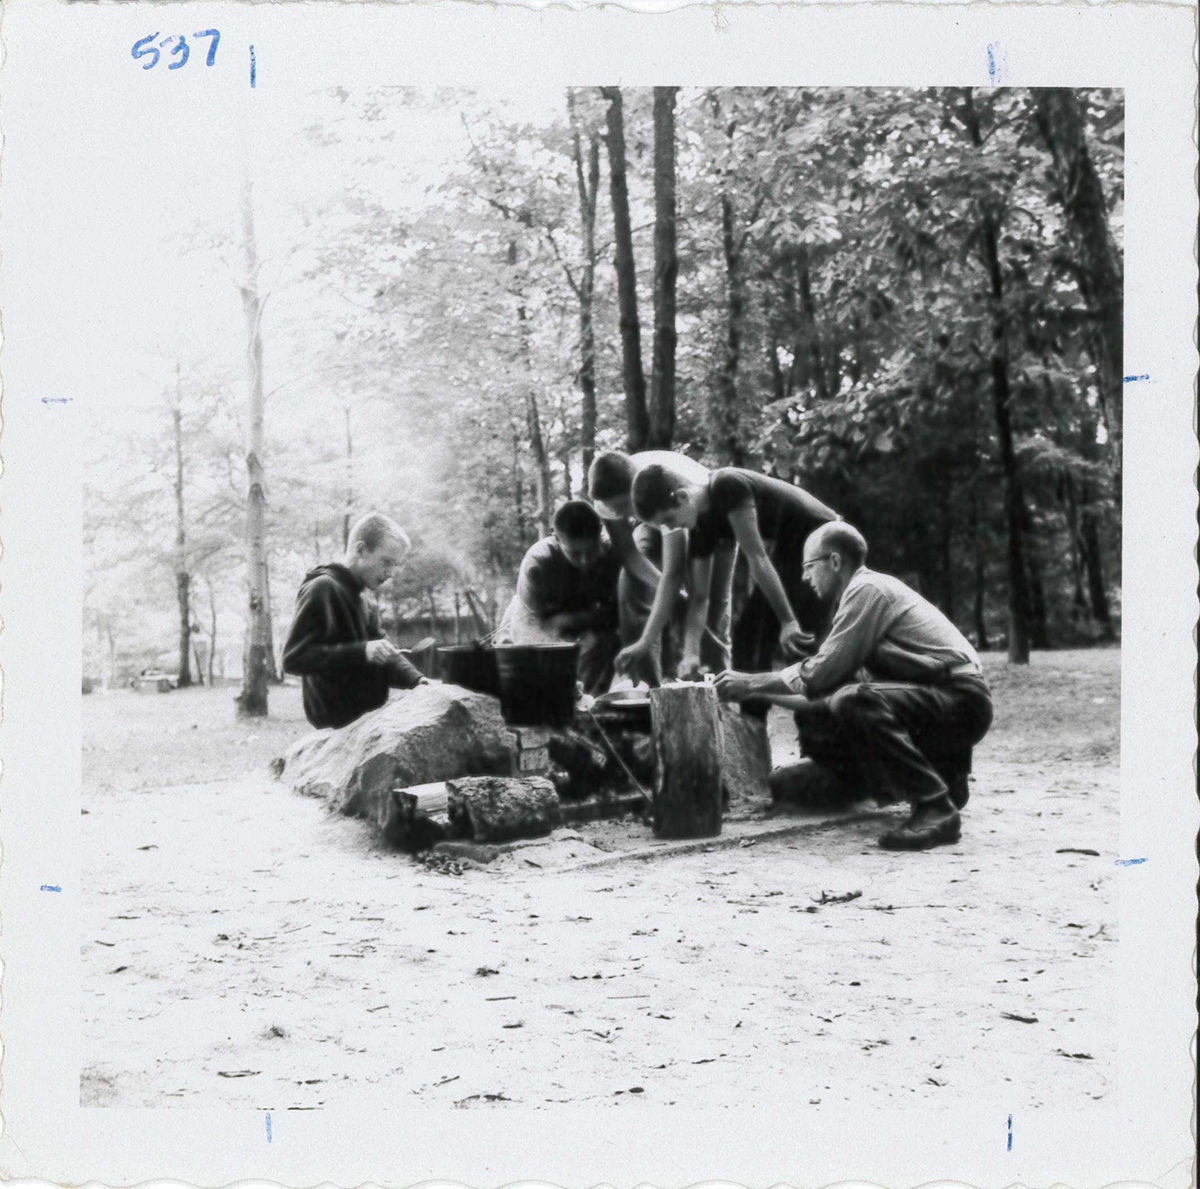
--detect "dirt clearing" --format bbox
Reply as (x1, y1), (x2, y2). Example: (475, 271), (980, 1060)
(81, 648), (1119, 1110)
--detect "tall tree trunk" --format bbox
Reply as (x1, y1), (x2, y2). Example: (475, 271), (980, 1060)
(513, 284), (553, 537)
(511, 424), (527, 546)
(1078, 478), (1116, 640)
(963, 89), (1032, 664)
(1035, 89), (1123, 494)
(236, 175), (271, 718)
(599, 86), (649, 452)
(709, 93), (746, 466)
(970, 488), (990, 650)
(204, 573), (218, 686)
(648, 86), (679, 449)
(264, 555), (281, 683)
(940, 477), (955, 621)
(568, 89), (600, 478)
(796, 249), (830, 402)
(172, 370), (193, 690)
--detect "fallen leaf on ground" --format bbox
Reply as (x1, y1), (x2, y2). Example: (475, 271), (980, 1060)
(434, 1075), (460, 1086)
(1056, 848), (1100, 856)
(1000, 1012), (1039, 1024)
(1056, 1049), (1094, 1059)
(475, 967), (500, 977)
(136, 845), (158, 851)
(217, 1070), (261, 1078)
(108, 966), (128, 974)
(501, 1022), (524, 1029)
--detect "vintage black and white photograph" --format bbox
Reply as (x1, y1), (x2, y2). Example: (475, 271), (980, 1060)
(2, 1), (1195, 1181)
(76, 81), (1126, 1111)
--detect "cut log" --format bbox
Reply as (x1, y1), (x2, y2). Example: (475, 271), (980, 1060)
(446, 776), (563, 844)
(717, 705), (771, 807)
(649, 683), (723, 839)
(381, 781), (458, 852)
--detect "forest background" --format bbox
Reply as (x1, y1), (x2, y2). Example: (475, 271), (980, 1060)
(81, 85), (1124, 716)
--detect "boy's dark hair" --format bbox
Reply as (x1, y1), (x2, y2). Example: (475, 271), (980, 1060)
(588, 450), (636, 504)
(553, 499), (603, 541)
(631, 464), (680, 522)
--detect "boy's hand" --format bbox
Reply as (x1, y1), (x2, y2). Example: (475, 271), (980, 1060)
(615, 640), (651, 674)
(779, 620), (815, 660)
(365, 639), (401, 665)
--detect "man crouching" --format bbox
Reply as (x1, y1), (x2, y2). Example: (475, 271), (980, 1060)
(715, 521), (993, 850)
(283, 512), (427, 730)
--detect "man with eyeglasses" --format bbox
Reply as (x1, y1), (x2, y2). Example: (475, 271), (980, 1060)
(715, 521), (993, 851)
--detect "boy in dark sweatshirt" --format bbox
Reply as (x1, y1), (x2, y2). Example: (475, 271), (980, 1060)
(283, 512), (426, 729)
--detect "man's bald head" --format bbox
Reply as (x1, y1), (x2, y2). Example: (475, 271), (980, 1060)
(807, 521), (868, 568)
(803, 521), (868, 603)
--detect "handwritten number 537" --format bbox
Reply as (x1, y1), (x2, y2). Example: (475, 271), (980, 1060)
(132, 30), (220, 70)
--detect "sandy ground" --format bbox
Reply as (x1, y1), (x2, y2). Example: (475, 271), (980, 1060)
(81, 650), (1119, 1110)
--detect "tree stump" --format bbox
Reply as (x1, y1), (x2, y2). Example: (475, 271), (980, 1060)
(649, 683), (723, 839)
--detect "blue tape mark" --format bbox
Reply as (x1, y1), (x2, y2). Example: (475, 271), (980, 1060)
(987, 45), (996, 81)
(40, 884), (61, 892)
(1123, 374), (1149, 383)
(265, 1112), (272, 1143)
(40, 397), (72, 405)
(1007, 1114), (1012, 1151)
(249, 44), (256, 89)
(1115, 857), (1147, 866)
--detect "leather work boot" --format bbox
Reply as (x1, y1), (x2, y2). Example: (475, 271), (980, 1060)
(878, 796), (961, 850)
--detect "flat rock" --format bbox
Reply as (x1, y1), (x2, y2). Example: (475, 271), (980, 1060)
(276, 684), (516, 835)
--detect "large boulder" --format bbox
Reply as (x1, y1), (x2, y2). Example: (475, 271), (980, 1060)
(275, 684), (516, 833)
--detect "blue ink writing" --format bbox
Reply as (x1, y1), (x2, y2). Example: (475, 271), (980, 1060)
(987, 46), (996, 82)
(40, 884), (61, 892)
(165, 35), (189, 70)
(249, 44), (257, 89)
(1123, 374), (1149, 383)
(265, 1112), (272, 1142)
(1115, 857), (1147, 866)
(132, 33), (160, 70)
(1007, 1114), (1012, 1151)
(132, 31), (220, 71)
(196, 30), (220, 66)
(40, 397), (72, 405)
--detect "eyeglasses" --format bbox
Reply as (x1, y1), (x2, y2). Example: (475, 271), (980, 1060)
(801, 553), (834, 574)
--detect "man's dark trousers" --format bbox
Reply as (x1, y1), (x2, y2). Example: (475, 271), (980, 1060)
(797, 676), (993, 804)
